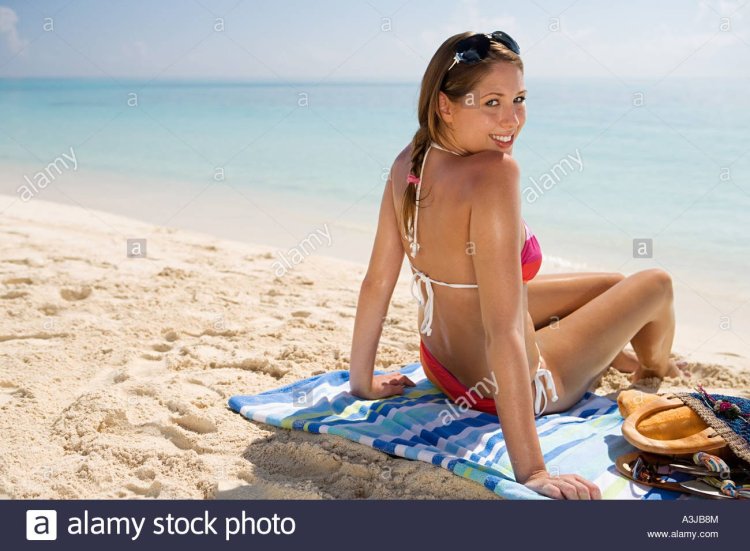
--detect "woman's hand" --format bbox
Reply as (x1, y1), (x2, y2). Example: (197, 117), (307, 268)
(350, 373), (416, 400)
(523, 469), (602, 499)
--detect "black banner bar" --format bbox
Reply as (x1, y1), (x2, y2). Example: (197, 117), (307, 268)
(2, 499), (747, 550)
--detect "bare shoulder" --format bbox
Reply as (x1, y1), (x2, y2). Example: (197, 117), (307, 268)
(464, 151), (522, 254)
(395, 143), (412, 167)
(467, 151), (520, 202)
(390, 143), (413, 190)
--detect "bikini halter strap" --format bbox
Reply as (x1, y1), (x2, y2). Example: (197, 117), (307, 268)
(408, 141), (461, 258)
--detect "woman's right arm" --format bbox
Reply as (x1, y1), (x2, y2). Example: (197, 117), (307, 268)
(469, 153), (600, 499)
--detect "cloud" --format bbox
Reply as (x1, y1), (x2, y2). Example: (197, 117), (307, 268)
(0, 6), (27, 54)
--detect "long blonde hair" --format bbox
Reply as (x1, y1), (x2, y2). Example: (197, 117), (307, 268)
(401, 32), (524, 242)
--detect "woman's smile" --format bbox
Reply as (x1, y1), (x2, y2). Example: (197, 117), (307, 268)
(490, 132), (514, 149)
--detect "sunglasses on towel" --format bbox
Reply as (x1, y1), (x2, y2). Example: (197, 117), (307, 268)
(447, 31), (521, 72)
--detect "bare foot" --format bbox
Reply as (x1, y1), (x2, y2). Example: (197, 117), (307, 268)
(665, 356), (690, 378)
(610, 349), (640, 374)
(630, 357), (689, 383)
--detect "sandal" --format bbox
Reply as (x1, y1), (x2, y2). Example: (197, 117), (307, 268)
(615, 451), (749, 499)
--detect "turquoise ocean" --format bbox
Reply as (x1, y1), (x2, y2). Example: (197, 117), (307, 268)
(0, 77), (748, 302)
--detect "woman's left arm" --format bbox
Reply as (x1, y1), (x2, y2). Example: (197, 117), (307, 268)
(349, 169), (410, 397)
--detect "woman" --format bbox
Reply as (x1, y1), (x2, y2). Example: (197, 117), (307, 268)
(348, 31), (687, 499)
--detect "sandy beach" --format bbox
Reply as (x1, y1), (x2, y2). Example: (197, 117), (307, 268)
(1, 193), (748, 500)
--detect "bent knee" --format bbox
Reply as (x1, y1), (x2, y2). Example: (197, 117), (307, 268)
(640, 268), (673, 297)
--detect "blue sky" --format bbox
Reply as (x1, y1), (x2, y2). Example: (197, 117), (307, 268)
(1, 0), (749, 81)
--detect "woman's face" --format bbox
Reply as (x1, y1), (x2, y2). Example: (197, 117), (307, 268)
(439, 62), (526, 156)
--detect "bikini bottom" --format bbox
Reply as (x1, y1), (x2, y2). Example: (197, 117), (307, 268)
(419, 339), (559, 417)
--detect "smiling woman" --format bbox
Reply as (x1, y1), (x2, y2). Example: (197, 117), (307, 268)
(348, 30), (691, 501)
(401, 32), (526, 245)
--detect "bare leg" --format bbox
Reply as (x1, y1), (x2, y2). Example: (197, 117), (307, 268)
(533, 269), (686, 413)
(527, 272), (625, 329)
(527, 272), (639, 374)
(628, 281), (687, 381)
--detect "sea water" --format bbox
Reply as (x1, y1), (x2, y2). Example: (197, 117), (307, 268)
(0, 77), (747, 302)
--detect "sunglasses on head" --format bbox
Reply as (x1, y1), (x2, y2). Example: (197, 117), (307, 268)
(447, 31), (521, 72)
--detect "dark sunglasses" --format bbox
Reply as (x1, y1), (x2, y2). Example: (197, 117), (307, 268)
(447, 31), (521, 72)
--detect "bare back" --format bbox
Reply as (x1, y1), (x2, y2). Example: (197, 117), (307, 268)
(390, 144), (533, 393)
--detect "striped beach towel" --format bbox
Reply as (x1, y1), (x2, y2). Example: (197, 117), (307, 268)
(229, 362), (696, 500)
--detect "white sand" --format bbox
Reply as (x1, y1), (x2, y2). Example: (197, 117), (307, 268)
(1, 194), (748, 499)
